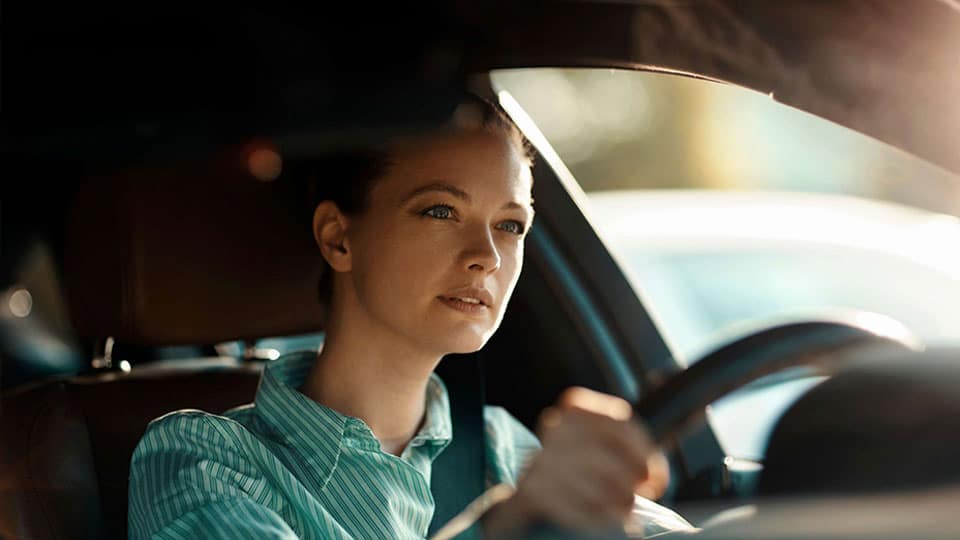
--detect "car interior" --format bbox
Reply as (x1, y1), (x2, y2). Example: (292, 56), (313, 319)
(0, 110), (670, 539)
(4, 2), (960, 539)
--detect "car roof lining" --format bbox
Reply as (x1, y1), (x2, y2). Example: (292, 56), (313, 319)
(5, 1), (960, 175)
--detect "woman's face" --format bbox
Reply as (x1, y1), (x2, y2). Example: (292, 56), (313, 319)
(344, 129), (534, 355)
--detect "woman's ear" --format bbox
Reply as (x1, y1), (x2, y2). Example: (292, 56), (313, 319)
(312, 201), (352, 272)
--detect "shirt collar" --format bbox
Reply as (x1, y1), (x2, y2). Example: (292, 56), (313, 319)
(403, 369), (453, 460)
(254, 350), (453, 466)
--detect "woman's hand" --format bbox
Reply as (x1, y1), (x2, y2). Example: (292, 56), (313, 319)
(483, 387), (670, 537)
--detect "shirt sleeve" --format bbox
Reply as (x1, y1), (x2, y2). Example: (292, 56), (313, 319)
(128, 411), (298, 540)
(627, 495), (698, 538)
(482, 405), (541, 486)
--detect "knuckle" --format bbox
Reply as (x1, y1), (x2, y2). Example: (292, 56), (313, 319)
(537, 406), (561, 430)
(556, 386), (588, 409)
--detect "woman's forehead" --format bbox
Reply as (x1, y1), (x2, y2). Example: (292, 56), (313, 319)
(379, 130), (533, 203)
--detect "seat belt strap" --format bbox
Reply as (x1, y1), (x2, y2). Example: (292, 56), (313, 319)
(428, 352), (487, 536)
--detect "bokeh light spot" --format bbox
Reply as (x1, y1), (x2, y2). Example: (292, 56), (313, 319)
(9, 288), (33, 318)
(248, 148), (283, 182)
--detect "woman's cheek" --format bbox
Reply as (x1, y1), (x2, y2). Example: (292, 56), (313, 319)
(499, 239), (524, 270)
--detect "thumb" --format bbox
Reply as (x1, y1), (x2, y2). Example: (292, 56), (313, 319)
(635, 451), (671, 500)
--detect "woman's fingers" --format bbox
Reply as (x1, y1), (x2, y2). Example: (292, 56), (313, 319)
(556, 386), (633, 420)
(541, 404), (655, 484)
(505, 386), (671, 535)
(636, 450), (671, 500)
(527, 458), (633, 529)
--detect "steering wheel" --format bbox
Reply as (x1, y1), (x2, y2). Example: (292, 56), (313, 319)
(519, 315), (920, 540)
(634, 316), (921, 444)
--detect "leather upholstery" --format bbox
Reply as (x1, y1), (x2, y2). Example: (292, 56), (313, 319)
(65, 155), (327, 345)
(0, 360), (261, 540)
(5, 147), (328, 539)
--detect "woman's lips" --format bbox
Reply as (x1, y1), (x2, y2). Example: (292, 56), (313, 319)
(438, 296), (489, 315)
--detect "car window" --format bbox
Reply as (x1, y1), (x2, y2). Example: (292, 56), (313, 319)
(492, 67), (960, 459)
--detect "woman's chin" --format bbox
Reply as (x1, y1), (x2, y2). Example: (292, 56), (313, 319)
(437, 329), (492, 355)
(446, 337), (485, 355)
(419, 316), (499, 356)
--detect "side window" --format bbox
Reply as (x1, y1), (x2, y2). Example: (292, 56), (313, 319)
(493, 67), (960, 459)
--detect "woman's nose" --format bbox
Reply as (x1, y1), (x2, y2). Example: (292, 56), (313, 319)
(463, 226), (501, 274)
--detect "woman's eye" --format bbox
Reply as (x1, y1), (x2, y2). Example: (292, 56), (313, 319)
(422, 205), (455, 220)
(497, 220), (525, 235)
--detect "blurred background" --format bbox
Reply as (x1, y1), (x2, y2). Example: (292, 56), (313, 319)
(494, 68), (959, 208)
(493, 68), (960, 358)
(493, 68), (960, 459)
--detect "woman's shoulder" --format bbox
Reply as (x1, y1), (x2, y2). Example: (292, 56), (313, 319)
(133, 408), (262, 461)
(146, 407), (250, 435)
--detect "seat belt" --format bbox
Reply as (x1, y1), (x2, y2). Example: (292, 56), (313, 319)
(428, 352), (487, 536)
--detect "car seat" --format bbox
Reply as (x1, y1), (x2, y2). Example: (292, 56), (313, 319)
(0, 360), (261, 539)
(0, 158), (326, 539)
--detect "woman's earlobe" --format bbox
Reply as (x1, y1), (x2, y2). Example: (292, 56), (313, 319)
(312, 201), (352, 271)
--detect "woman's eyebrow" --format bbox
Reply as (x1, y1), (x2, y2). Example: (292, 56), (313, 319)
(400, 181), (471, 204)
(500, 201), (536, 228)
(506, 194), (535, 215)
(502, 201), (535, 215)
(401, 181), (534, 215)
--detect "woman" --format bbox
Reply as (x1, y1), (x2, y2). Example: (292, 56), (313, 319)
(128, 96), (693, 539)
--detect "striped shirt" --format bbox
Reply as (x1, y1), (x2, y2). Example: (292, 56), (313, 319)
(128, 351), (694, 539)
(128, 351), (537, 539)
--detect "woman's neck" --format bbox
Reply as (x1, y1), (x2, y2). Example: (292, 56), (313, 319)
(299, 296), (442, 456)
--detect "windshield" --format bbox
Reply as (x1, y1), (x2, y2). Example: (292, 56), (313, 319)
(492, 67), (960, 459)
(585, 190), (960, 362)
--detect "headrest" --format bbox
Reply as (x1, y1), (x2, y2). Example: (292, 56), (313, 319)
(64, 146), (326, 345)
(760, 349), (960, 495)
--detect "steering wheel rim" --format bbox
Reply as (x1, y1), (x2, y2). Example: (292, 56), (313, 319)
(518, 316), (920, 540)
(635, 316), (921, 444)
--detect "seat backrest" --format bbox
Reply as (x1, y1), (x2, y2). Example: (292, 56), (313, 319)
(0, 360), (261, 540)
